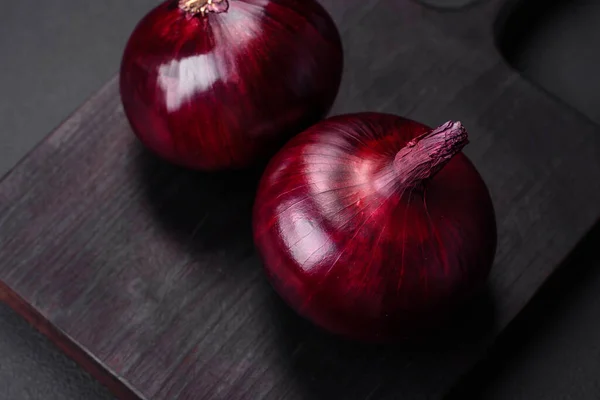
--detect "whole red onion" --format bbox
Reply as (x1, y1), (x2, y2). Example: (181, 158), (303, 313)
(120, 0), (343, 170)
(253, 113), (497, 341)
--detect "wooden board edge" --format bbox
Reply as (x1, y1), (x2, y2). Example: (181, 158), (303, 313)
(0, 76), (119, 184)
(0, 281), (145, 400)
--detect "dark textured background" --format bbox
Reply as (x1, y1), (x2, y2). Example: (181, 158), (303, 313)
(0, 0), (599, 399)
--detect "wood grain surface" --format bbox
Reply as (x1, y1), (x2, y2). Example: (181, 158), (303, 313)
(1, 0), (600, 399)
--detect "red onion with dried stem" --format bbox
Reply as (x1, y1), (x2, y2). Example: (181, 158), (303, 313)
(120, 0), (343, 170)
(253, 113), (497, 341)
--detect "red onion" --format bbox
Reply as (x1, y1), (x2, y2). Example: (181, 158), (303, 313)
(253, 113), (497, 341)
(120, 0), (343, 170)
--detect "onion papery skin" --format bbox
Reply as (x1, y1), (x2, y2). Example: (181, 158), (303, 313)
(120, 0), (343, 170)
(253, 113), (497, 342)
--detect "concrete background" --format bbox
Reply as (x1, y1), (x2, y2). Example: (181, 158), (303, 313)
(0, 0), (599, 399)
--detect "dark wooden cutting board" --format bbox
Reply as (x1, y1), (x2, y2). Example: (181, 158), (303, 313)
(1, 0), (599, 399)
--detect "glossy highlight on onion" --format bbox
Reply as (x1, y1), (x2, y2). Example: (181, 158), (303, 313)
(120, 0), (343, 170)
(253, 113), (497, 341)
